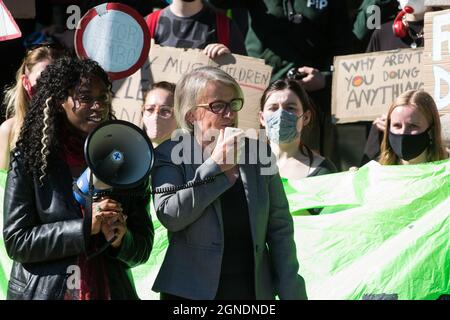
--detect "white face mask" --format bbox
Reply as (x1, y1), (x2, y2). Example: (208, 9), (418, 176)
(398, 0), (426, 15)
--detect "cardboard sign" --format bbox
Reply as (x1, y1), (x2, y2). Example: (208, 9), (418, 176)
(112, 44), (273, 131)
(424, 0), (450, 6)
(441, 114), (450, 146)
(75, 3), (150, 80)
(423, 9), (450, 114)
(0, 0), (21, 41)
(332, 48), (424, 123)
(3, 0), (35, 19)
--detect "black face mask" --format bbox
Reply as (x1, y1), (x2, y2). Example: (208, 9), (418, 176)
(388, 129), (431, 161)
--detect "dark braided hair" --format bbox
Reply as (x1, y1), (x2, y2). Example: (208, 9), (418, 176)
(15, 56), (113, 181)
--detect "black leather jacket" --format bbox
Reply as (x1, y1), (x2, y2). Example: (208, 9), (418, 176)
(3, 152), (154, 299)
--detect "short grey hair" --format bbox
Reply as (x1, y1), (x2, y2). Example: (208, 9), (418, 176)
(174, 66), (244, 133)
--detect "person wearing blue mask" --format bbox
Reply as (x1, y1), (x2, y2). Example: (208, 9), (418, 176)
(379, 90), (448, 165)
(260, 79), (337, 180)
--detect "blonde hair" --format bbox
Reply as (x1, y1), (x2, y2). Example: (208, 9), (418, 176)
(3, 45), (62, 148)
(39, 98), (52, 183)
(379, 90), (448, 165)
(174, 66), (243, 133)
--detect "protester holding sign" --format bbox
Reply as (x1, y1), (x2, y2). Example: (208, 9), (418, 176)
(145, 0), (246, 58)
(141, 81), (177, 147)
(3, 56), (154, 299)
(379, 89), (448, 165)
(225, 0), (353, 168)
(151, 66), (307, 300)
(259, 79), (337, 179)
(362, 0), (433, 165)
(0, 44), (64, 170)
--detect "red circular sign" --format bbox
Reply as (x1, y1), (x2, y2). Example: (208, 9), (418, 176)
(75, 3), (150, 80)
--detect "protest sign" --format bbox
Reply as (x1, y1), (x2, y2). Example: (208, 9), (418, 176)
(75, 3), (150, 80)
(332, 48), (424, 123)
(0, 1), (21, 41)
(425, 0), (450, 6)
(112, 44), (272, 132)
(423, 9), (450, 114)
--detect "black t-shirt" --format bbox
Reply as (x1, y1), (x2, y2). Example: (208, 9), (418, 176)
(217, 176), (255, 299)
(153, 6), (247, 55)
(308, 158), (337, 177)
(366, 20), (424, 52)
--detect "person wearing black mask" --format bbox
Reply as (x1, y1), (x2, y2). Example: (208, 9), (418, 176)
(379, 90), (448, 165)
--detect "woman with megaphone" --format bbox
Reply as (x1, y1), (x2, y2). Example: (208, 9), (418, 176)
(3, 56), (154, 300)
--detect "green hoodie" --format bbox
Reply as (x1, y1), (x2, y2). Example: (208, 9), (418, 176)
(244, 0), (353, 81)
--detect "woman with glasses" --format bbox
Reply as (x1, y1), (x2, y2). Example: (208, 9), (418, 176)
(141, 81), (177, 147)
(0, 44), (65, 170)
(151, 66), (307, 300)
(3, 56), (154, 300)
(260, 79), (337, 180)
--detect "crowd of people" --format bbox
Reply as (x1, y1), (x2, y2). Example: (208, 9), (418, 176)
(0, 0), (449, 300)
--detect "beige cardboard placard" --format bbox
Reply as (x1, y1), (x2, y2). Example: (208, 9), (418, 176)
(441, 114), (450, 146)
(424, 0), (450, 6)
(332, 48), (424, 123)
(111, 59), (149, 128)
(3, 0), (35, 19)
(112, 44), (272, 132)
(423, 9), (450, 115)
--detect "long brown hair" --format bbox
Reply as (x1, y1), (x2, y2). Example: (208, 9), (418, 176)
(3, 45), (64, 148)
(260, 79), (317, 165)
(379, 90), (448, 165)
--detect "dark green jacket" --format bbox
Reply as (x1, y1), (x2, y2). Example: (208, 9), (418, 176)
(244, 0), (353, 81)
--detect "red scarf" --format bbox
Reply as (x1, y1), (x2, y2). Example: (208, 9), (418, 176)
(60, 127), (86, 168)
(61, 126), (111, 300)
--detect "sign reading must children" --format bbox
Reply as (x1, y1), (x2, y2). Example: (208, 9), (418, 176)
(423, 9), (450, 115)
(332, 48), (424, 123)
(112, 44), (273, 131)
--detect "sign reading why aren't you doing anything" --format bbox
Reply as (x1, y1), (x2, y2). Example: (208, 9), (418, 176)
(75, 3), (150, 80)
(332, 48), (424, 124)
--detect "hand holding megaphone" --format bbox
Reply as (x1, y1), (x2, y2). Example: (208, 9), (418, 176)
(73, 120), (154, 259)
(73, 120), (154, 205)
(100, 210), (127, 248)
(91, 197), (123, 235)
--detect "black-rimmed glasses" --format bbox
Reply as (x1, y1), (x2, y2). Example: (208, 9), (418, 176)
(196, 98), (244, 114)
(75, 93), (111, 108)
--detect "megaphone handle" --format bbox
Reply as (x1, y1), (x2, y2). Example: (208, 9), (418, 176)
(152, 176), (216, 194)
(86, 234), (118, 260)
(108, 233), (118, 245)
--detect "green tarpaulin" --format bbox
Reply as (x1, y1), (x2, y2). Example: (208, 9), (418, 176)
(1, 160), (449, 300)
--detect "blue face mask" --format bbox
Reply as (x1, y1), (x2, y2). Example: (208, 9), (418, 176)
(264, 108), (302, 144)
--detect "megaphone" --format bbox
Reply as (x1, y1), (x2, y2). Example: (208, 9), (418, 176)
(393, 5), (414, 38)
(73, 119), (154, 205)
